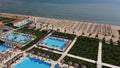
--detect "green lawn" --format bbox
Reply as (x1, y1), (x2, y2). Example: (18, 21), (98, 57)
(52, 31), (76, 40)
(28, 47), (61, 61)
(63, 56), (96, 68)
(0, 17), (15, 23)
(102, 43), (120, 66)
(16, 27), (48, 50)
(69, 36), (99, 60)
(102, 66), (110, 68)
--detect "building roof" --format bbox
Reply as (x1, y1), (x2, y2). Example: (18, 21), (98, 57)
(10, 17), (29, 24)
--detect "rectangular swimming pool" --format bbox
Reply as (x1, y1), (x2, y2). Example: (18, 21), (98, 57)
(43, 37), (67, 50)
(0, 44), (11, 52)
(15, 20), (30, 27)
(14, 57), (51, 68)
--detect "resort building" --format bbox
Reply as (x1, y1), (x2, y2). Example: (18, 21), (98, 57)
(9, 18), (30, 27)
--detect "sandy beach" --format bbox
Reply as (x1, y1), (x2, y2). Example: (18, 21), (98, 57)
(0, 13), (120, 43)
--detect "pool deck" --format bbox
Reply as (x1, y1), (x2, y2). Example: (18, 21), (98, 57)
(37, 36), (71, 51)
(0, 48), (22, 67)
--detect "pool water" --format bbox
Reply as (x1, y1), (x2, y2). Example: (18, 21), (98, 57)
(0, 44), (11, 52)
(15, 20), (30, 27)
(1, 33), (32, 44)
(14, 57), (51, 68)
(43, 37), (67, 50)
(54, 65), (61, 68)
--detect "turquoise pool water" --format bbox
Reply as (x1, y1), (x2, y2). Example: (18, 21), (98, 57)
(0, 44), (11, 52)
(55, 65), (61, 68)
(14, 57), (51, 68)
(43, 37), (67, 50)
(15, 20), (30, 27)
(1, 33), (32, 44)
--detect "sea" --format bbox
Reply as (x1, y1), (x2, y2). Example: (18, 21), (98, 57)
(0, 0), (120, 25)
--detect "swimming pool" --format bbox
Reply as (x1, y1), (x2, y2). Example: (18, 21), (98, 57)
(1, 33), (32, 44)
(15, 20), (30, 27)
(0, 44), (11, 52)
(43, 37), (67, 50)
(54, 65), (61, 68)
(14, 57), (51, 68)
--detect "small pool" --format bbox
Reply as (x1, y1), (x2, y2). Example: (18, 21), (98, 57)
(0, 44), (11, 52)
(14, 57), (51, 68)
(43, 37), (67, 50)
(15, 20), (30, 27)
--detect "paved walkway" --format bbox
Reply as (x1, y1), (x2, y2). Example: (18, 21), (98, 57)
(25, 31), (53, 51)
(50, 37), (77, 68)
(97, 42), (102, 68)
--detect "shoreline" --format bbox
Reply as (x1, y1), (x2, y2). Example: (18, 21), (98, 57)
(0, 12), (120, 42)
(0, 12), (120, 27)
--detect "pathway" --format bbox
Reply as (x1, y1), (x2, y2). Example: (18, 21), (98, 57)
(97, 41), (102, 68)
(50, 37), (77, 68)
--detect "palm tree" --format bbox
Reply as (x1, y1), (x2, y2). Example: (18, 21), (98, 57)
(81, 65), (87, 68)
(110, 39), (113, 45)
(95, 34), (98, 39)
(102, 37), (106, 44)
(64, 29), (66, 33)
(73, 31), (75, 34)
(73, 63), (79, 68)
(68, 61), (72, 67)
(82, 32), (85, 35)
(60, 59), (65, 65)
(104, 34), (107, 37)
(88, 33), (92, 37)
(111, 35), (115, 38)
(57, 29), (60, 32)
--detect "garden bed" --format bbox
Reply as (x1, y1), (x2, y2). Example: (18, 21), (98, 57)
(69, 36), (99, 60)
(63, 56), (96, 68)
(102, 43), (120, 66)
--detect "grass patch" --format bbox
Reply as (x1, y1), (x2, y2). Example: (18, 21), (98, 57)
(69, 36), (99, 60)
(0, 17), (15, 23)
(102, 66), (110, 68)
(16, 27), (48, 50)
(28, 47), (61, 61)
(52, 31), (76, 40)
(102, 43), (120, 66)
(63, 56), (96, 68)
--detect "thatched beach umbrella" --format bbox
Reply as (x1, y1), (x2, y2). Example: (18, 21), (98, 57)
(46, 55), (50, 60)
(31, 51), (34, 54)
(68, 61), (73, 67)
(60, 59), (65, 65)
(41, 53), (46, 59)
(73, 63), (79, 68)
(81, 65), (87, 68)
(37, 52), (41, 56)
